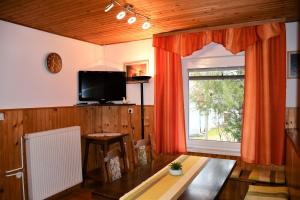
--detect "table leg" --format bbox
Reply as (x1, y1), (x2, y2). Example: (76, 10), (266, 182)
(101, 143), (109, 183)
(119, 138), (127, 171)
(82, 140), (90, 187)
(103, 143), (108, 155)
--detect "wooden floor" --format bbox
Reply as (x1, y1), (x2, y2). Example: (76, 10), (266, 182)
(48, 182), (97, 200)
(47, 186), (91, 200)
(56, 188), (93, 200)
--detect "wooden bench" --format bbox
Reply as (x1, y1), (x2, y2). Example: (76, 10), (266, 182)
(244, 185), (289, 200)
(243, 129), (300, 200)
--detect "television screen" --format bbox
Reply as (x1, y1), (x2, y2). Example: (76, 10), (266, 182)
(78, 71), (126, 102)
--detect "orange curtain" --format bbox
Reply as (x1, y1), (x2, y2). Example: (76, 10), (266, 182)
(242, 24), (286, 165)
(153, 23), (286, 165)
(154, 48), (186, 153)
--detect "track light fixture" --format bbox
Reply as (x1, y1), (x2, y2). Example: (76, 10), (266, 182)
(116, 11), (126, 20)
(128, 16), (137, 24)
(104, 0), (151, 30)
(104, 2), (114, 12)
(142, 21), (151, 30)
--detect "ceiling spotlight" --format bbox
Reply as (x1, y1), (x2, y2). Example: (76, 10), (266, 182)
(104, 2), (114, 12)
(104, 0), (151, 29)
(128, 16), (136, 24)
(142, 21), (151, 29)
(116, 11), (126, 20)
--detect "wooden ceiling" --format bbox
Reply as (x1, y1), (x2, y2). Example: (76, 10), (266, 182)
(0, 0), (299, 45)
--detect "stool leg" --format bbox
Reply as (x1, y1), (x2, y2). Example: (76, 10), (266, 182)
(103, 143), (108, 155)
(82, 140), (90, 187)
(120, 139), (127, 171)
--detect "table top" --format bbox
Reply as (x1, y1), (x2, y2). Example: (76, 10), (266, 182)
(84, 132), (128, 141)
(92, 154), (236, 200)
(179, 158), (236, 200)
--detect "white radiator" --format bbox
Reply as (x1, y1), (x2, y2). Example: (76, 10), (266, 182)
(25, 126), (82, 200)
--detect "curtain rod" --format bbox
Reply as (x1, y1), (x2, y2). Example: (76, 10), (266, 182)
(183, 54), (245, 60)
(154, 18), (285, 37)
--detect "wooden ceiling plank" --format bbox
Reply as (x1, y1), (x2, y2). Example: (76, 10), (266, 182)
(0, 0), (299, 45)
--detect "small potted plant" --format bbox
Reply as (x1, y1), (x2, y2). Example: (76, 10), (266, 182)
(169, 162), (183, 176)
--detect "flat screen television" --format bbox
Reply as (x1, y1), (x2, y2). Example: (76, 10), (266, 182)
(78, 71), (126, 103)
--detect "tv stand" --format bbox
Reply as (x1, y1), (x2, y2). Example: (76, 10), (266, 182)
(97, 100), (113, 104)
(75, 103), (135, 107)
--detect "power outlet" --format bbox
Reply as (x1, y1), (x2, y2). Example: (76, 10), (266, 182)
(128, 108), (134, 114)
(0, 113), (4, 121)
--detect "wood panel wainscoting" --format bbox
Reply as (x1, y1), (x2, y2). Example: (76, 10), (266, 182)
(286, 107), (300, 129)
(0, 110), (23, 200)
(286, 129), (300, 200)
(0, 106), (299, 199)
(0, 105), (153, 200)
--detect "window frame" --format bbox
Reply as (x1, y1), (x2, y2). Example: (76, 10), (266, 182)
(186, 66), (245, 156)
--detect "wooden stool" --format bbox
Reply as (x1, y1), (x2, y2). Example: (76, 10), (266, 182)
(82, 133), (128, 186)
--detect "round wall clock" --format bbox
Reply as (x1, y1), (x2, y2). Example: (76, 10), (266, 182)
(46, 53), (62, 73)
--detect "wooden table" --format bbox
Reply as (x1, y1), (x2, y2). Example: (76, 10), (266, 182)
(82, 133), (128, 185)
(92, 154), (236, 200)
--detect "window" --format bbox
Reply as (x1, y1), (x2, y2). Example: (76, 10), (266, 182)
(187, 66), (244, 155)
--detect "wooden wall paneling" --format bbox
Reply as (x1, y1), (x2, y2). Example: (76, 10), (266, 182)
(144, 105), (154, 140)
(94, 107), (102, 133)
(34, 108), (51, 131)
(0, 110), (23, 200)
(286, 131), (300, 200)
(101, 106), (121, 133)
(55, 107), (79, 129)
(23, 107), (80, 134)
(119, 106), (133, 134)
(285, 107), (299, 129)
(132, 106), (141, 141)
(22, 109), (37, 133)
(285, 108), (289, 129)
(21, 109), (31, 134)
(130, 105), (154, 141)
(79, 107), (95, 135)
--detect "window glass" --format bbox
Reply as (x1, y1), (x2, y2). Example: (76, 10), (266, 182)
(188, 67), (244, 143)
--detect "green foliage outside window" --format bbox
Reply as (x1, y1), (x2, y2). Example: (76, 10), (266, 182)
(189, 68), (244, 142)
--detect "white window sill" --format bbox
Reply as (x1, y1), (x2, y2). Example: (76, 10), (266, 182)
(187, 139), (241, 156)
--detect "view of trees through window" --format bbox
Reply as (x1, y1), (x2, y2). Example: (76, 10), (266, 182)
(188, 67), (244, 142)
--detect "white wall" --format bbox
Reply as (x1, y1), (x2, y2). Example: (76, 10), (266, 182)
(0, 20), (154, 108)
(103, 39), (154, 105)
(286, 22), (299, 107)
(0, 21), (298, 109)
(0, 20), (104, 109)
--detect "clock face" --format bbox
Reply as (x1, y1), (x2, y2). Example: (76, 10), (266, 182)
(47, 53), (62, 73)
